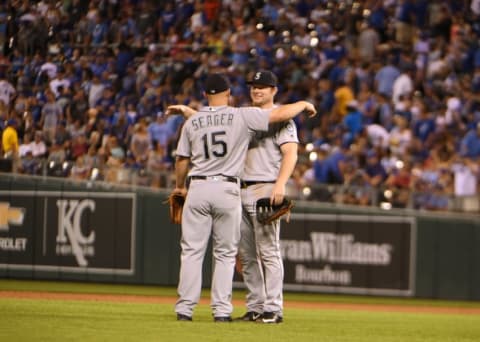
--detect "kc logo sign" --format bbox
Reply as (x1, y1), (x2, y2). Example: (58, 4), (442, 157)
(0, 202), (25, 231)
(56, 199), (96, 267)
(1, 190), (135, 275)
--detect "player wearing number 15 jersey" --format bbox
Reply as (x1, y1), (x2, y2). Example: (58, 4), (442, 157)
(172, 73), (316, 322)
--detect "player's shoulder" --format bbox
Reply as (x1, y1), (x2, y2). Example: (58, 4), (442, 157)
(270, 119), (297, 132)
(237, 106), (266, 114)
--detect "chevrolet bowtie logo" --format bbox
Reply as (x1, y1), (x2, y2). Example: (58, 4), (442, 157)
(0, 202), (25, 231)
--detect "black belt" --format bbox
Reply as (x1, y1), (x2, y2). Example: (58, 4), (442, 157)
(241, 180), (276, 189)
(188, 175), (239, 184)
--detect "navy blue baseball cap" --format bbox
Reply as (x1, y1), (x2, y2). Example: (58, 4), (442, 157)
(204, 73), (230, 95)
(247, 70), (278, 87)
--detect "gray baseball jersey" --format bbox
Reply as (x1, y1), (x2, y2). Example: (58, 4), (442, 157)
(176, 105), (270, 177)
(242, 120), (299, 181)
(238, 119), (299, 318)
(175, 105), (270, 319)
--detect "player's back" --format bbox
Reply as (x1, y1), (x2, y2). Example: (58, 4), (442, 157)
(176, 105), (269, 177)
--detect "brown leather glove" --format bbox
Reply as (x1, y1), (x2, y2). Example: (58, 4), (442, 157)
(165, 193), (185, 224)
(256, 197), (294, 225)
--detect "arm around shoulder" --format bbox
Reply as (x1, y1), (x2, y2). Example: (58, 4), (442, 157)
(166, 105), (197, 118)
(268, 101), (316, 123)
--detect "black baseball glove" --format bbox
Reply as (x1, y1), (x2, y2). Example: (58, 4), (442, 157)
(256, 197), (294, 225)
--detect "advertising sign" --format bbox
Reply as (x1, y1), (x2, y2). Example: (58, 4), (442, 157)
(235, 213), (416, 296)
(0, 191), (136, 275)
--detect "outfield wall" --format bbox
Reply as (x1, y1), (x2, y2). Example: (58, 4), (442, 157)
(1, 174), (479, 301)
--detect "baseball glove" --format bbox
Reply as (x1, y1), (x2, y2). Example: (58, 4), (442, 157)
(165, 193), (185, 224)
(256, 197), (294, 225)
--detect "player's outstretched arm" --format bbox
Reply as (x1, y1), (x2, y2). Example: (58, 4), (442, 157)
(166, 105), (197, 118)
(268, 101), (316, 123)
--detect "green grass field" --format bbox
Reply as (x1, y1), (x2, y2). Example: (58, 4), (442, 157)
(1, 280), (479, 342)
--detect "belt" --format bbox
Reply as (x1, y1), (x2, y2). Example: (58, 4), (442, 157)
(241, 180), (276, 189)
(188, 175), (239, 184)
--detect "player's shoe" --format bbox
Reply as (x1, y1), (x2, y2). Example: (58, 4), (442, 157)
(234, 311), (263, 322)
(177, 313), (193, 321)
(214, 316), (233, 322)
(258, 312), (283, 324)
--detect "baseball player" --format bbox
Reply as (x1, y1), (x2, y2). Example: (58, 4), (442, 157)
(235, 70), (298, 324)
(171, 73), (315, 322)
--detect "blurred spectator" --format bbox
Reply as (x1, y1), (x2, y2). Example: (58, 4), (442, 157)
(413, 102), (436, 144)
(70, 155), (90, 181)
(105, 135), (125, 165)
(49, 66), (71, 98)
(392, 65), (415, 106)
(395, 0), (416, 46)
(333, 79), (354, 117)
(313, 144), (331, 185)
(389, 113), (412, 157)
(41, 90), (63, 143)
(451, 156), (479, 197)
(30, 131), (47, 158)
(357, 21), (380, 64)
(130, 120), (151, 163)
(69, 89), (89, 123)
(340, 159), (371, 206)
(2, 118), (19, 158)
(148, 111), (175, 150)
(54, 121), (71, 149)
(146, 140), (171, 188)
(88, 74), (105, 108)
(18, 133), (33, 158)
(384, 159), (414, 208)
(375, 56), (400, 98)
(365, 124), (390, 149)
(374, 92), (394, 131)
(19, 151), (41, 175)
(342, 100), (363, 146)
(459, 122), (480, 158)
(84, 145), (103, 171)
(70, 134), (88, 160)
(364, 149), (388, 187)
(47, 139), (66, 165)
(0, 74), (16, 107)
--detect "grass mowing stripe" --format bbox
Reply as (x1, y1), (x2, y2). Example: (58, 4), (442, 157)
(1, 279), (480, 309)
(1, 297), (479, 342)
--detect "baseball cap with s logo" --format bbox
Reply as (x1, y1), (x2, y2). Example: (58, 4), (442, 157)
(247, 70), (278, 87)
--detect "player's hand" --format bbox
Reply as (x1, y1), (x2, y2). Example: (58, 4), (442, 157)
(166, 105), (187, 115)
(166, 105), (196, 118)
(270, 183), (286, 205)
(304, 102), (317, 118)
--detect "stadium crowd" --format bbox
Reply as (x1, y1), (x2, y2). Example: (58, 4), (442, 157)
(1, 0), (480, 211)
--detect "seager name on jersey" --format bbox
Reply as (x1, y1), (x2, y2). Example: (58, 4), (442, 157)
(191, 113), (234, 130)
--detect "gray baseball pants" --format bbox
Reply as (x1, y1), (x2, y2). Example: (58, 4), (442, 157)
(175, 179), (241, 318)
(238, 183), (283, 315)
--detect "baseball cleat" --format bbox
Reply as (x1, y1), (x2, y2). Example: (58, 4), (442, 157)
(214, 316), (233, 322)
(176, 313), (193, 321)
(258, 312), (283, 324)
(234, 311), (263, 322)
